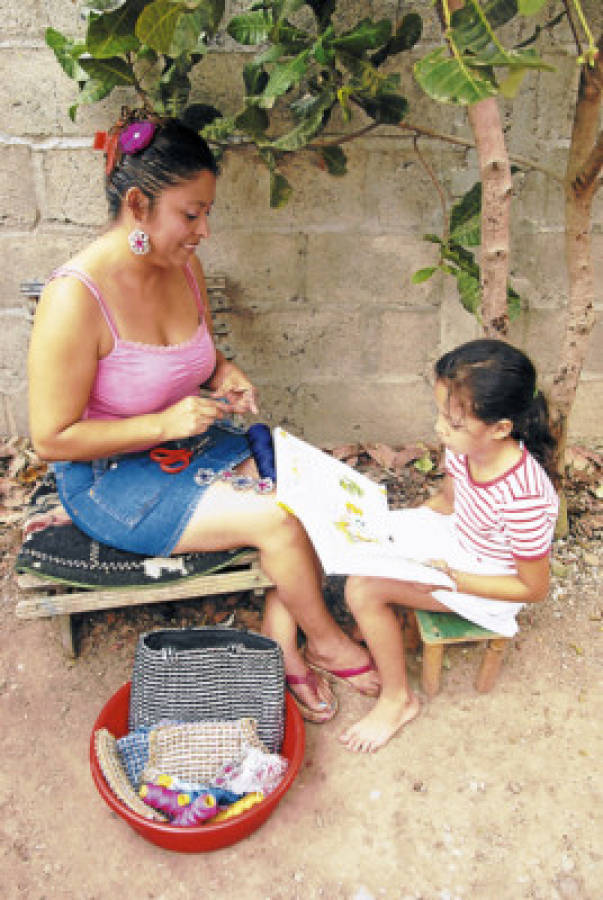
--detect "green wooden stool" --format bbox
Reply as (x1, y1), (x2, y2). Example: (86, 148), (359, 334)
(414, 610), (510, 698)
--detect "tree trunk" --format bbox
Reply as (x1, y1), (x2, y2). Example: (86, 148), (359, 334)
(550, 36), (602, 474)
(468, 99), (513, 337)
(444, 0), (513, 337)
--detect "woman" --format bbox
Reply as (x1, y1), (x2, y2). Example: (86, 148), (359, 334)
(28, 114), (379, 721)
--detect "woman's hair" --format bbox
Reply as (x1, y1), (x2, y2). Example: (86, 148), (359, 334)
(106, 118), (218, 219)
(435, 339), (557, 479)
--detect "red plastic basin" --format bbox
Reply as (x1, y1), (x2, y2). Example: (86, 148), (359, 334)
(90, 682), (305, 852)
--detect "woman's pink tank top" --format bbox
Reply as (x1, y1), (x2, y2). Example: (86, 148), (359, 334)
(48, 263), (216, 420)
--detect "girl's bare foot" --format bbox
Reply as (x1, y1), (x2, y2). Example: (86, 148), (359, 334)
(339, 692), (420, 753)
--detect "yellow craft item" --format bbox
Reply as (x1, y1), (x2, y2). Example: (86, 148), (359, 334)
(213, 791), (264, 822)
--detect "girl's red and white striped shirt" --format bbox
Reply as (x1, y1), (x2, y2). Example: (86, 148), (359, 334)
(446, 446), (559, 572)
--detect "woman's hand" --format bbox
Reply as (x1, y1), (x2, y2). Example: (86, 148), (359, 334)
(159, 395), (227, 441)
(212, 368), (259, 415)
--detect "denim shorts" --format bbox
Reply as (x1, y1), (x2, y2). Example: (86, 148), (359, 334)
(53, 423), (251, 556)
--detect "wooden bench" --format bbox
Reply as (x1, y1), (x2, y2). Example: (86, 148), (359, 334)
(415, 610), (510, 697)
(15, 550), (274, 658)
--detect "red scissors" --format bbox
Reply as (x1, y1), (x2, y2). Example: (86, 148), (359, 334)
(149, 436), (210, 474)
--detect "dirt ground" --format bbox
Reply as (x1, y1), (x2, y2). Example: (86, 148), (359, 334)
(1, 448), (601, 900)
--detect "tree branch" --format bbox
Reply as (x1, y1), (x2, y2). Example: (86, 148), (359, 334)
(396, 121), (563, 182)
(412, 135), (449, 240)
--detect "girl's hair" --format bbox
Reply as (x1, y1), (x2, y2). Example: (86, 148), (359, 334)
(435, 339), (557, 479)
(106, 118), (218, 219)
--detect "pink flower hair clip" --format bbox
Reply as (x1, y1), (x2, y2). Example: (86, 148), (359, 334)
(119, 121), (156, 155)
(93, 118), (157, 175)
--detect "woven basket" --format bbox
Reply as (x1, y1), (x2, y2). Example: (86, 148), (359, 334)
(129, 628), (285, 752)
(142, 718), (267, 784)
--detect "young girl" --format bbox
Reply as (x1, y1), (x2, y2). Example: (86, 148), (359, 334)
(338, 339), (559, 753)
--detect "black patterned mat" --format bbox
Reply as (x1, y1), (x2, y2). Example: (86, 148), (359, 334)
(15, 473), (251, 589)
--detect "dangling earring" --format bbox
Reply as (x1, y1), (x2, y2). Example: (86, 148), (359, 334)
(128, 228), (150, 255)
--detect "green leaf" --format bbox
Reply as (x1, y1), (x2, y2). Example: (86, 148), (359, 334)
(356, 92), (408, 124)
(273, 21), (312, 54)
(235, 104), (269, 136)
(388, 13), (422, 54)
(498, 66), (529, 98)
(158, 57), (192, 114)
(331, 18), (391, 54)
(270, 93), (333, 150)
(442, 241), (480, 276)
(412, 266), (437, 284)
(78, 55), (135, 86)
(312, 25), (335, 66)
(201, 115), (236, 143)
(45, 28), (87, 81)
(507, 284), (521, 320)
(261, 50), (311, 107)
(456, 269), (481, 316)
(243, 61), (269, 96)
(340, 53), (400, 97)
(168, 6), (217, 55)
(270, 170), (293, 208)
(136, 0), (185, 54)
(318, 145), (347, 176)
(81, 1), (129, 13)
(450, 182), (481, 246)
(77, 75), (117, 109)
(86, 1), (145, 58)
(187, 0), (225, 35)
(181, 102), (222, 129)
(467, 48), (553, 71)
(518, 0), (548, 13)
(451, 0), (518, 56)
(371, 13), (422, 66)
(305, 0), (336, 29)
(227, 10), (273, 45)
(414, 47), (498, 105)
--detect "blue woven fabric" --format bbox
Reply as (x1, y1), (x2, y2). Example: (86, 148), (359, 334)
(116, 728), (150, 787)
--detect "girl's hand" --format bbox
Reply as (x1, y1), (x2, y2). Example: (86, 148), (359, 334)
(212, 371), (259, 415)
(426, 559), (458, 590)
(160, 395), (226, 441)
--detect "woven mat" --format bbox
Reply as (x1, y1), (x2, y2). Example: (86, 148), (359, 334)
(94, 728), (167, 822)
(15, 473), (251, 589)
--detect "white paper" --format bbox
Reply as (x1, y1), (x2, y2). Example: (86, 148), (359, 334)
(274, 428), (454, 588)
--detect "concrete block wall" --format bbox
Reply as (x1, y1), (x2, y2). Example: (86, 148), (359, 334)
(1, 0), (601, 444)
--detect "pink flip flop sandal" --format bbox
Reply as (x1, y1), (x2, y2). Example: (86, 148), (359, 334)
(304, 654), (380, 698)
(286, 669), (338, 724)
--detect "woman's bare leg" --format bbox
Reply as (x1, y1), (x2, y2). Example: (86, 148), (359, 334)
(173, 481), (380, 696)
(262, 588), (336, 717)
(339, 577), (449, 752)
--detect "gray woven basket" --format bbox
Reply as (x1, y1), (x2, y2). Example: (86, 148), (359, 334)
(128, 627), (285, 752)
